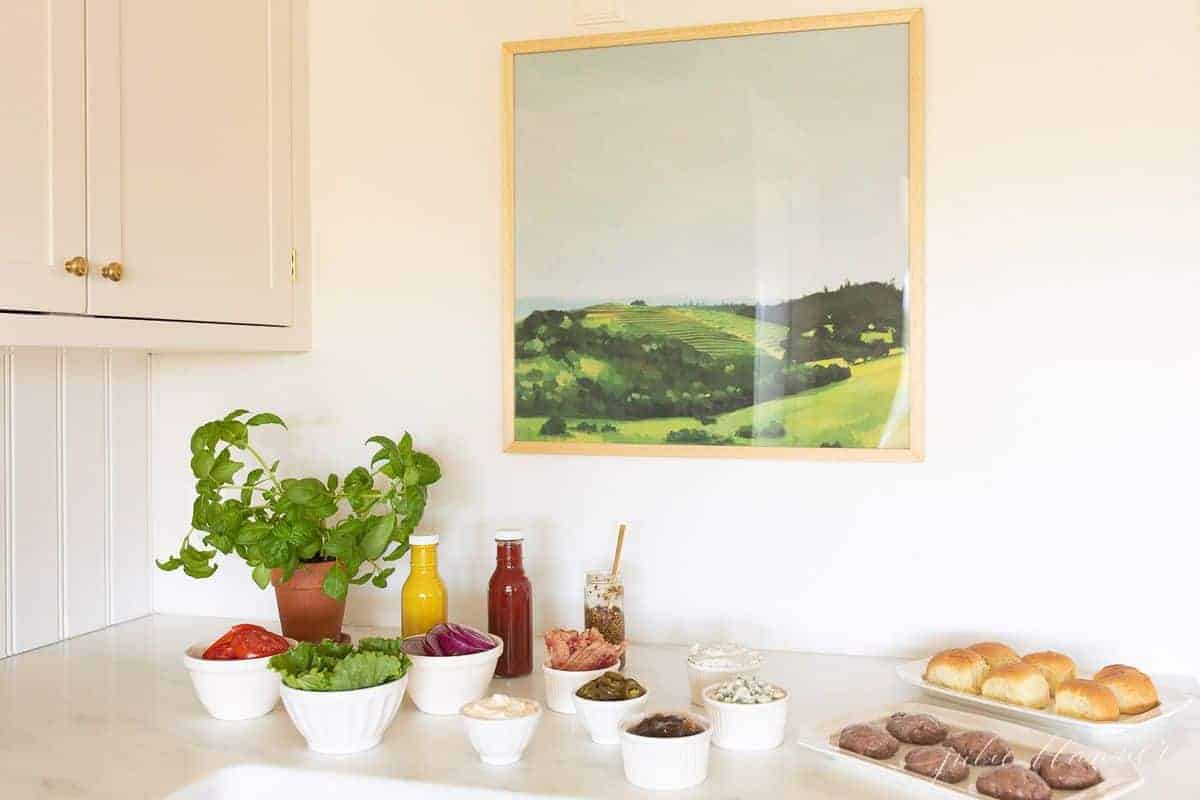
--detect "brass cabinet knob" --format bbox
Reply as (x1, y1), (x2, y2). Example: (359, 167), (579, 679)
(64, 256), (88, 277)
(100, 262), (124, 282)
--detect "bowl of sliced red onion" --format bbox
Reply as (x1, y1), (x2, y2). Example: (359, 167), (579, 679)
(403, 623), (503, 715)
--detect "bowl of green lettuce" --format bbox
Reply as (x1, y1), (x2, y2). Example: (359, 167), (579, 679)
(270, 637), (411, 754)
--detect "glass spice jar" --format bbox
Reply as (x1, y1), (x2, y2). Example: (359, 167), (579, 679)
(584, 570), (625, 669)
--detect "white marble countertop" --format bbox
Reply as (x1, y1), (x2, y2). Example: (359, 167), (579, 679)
(1, 615), (1198, 799)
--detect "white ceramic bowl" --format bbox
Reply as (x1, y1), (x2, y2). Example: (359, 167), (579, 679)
(572, 690), (650, 744)
(542, 661), (616, 714)
(182, 640), (290, 721)
(404, 634), (504, 715)
(687, 661), (762, 706)
(702, 685), (789, 750)
(279, 676), (408, 754)
(619, 710), (712, 790)
(461, 701), (543, 765)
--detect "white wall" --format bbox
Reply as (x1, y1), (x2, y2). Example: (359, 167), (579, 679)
(0, 348), (151, 657)
(151, 1), (1200, 673)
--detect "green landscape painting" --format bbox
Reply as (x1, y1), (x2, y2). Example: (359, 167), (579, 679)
(513, 284), (909, 449)
(508, 21), (915, 453)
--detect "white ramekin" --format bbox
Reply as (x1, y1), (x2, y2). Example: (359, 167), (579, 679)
(182, 641), (289, 721)
(542, 662), (615, 714)
(686, 661), (762, 706)
(404, 634), (504, 715)
(702, 685), (789, 750)
(619, 711), (712, 790)
(461, 701), (543, 765)
(572, 691), (650, 744)
(279, 676), (408, 754)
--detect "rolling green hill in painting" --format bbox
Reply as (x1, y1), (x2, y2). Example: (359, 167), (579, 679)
(514, 282), (907, 448)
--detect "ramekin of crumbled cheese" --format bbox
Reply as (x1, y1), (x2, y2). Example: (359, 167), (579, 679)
(701, 675), (788, 751)
(707, 675), (786, 705)
(686, 642), (763, 706)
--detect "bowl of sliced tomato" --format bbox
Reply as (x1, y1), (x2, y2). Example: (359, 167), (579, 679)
(183, 623), (294, 720)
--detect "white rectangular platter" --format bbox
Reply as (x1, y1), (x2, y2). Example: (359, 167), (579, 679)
(797, 702), (1144, 799)
(896, 659), (1193, 736)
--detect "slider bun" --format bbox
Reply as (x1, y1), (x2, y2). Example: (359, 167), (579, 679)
(1054, 679), (1120, 722)
(1093, 664), (1160, 715)
(924, 648), (989, 694)
(1021, 651), (1077, 694)
(981, 662), (1051, 709)
(967, 641), (1021, 669)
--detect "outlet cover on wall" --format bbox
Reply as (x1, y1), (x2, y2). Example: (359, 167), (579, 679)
(574, 0), (624, 25)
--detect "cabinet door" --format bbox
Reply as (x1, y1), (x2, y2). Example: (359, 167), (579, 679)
(86, 0), (293, 325)
(0, 0), (87, 313)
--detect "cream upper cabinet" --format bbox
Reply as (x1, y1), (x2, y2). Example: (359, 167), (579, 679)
(0, 0), (309, 350)
(85, 0), (294, 325)
(0, 0), (88, 314)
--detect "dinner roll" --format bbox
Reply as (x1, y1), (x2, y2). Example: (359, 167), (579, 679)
(1054, 679), (1119, 722)
(1094, 664), (1160, 715)
(968, 642), (1021, 670)
(1021, 651), (1076, 695)
(925, 648), (989, 695)
(981, 663), (1051, 709)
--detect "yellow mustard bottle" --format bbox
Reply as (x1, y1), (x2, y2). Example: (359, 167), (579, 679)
(402, 533), (447, 638)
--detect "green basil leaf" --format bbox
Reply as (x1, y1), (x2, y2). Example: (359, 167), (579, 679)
(156, 557), (184, 571)
(210, 460), (243, 484)
(382, 542), (409, 561)
(260, 537), (291, 568)
(246, 412), (287, 429)
(412, 453), (441, 485)
(398, 433), (413, 457)
(326, 473), (338, 492)
(360, 513), (395, 560)
(219, 420), (248, 447)
(190, 451), (215, 479)
(224, 409), (250, 420)
(322, 562), (349, 601)
(365, 435), (396, 452)
(183, 561), (217, 579)
(235, 521), (270, 545)
(252, 563), (271, 589)
(371, 567), (395, 588)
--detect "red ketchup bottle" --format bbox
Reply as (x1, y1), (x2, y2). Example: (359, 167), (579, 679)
(488, 529), (533, 677)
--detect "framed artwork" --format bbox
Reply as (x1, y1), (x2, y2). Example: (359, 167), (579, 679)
(502, 9), (924, 461)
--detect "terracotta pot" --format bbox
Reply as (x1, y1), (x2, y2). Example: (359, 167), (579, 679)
(271, 561), (347, 642)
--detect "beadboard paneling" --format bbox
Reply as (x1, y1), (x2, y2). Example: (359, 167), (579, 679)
(1, 347), (150, 657)
(109, 351), (151, 624)
(9, 349), (61, 653)
(63, 350), (108, 637)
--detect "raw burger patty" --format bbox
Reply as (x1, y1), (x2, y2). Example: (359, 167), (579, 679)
(886, 712), (948, 744)
(976, 765), (1052, 800)
(837, 724), (899, 759)
(1031, 752), (1104, 790)
(947, 729), (1015, 766)
(904, 745), (970, 783)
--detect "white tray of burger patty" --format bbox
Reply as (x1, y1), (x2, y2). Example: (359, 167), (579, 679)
(797, 702), (1143, 799)
(896, 660), (1192, 735)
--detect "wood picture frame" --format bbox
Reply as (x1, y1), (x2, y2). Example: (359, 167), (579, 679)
(502, 9), (924, 461)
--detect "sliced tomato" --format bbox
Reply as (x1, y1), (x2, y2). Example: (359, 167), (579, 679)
(202, 624), (290, 660)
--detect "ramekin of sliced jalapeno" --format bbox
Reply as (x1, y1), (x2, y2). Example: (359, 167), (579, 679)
(576, 671), (646, 701)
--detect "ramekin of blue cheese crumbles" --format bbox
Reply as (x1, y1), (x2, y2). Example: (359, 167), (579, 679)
(706, 675), (786, 704)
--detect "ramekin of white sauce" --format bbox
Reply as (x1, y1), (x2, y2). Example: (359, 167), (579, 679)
(460, 694), (542, 765)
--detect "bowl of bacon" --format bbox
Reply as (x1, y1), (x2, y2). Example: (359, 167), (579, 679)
(542, 628), (626, 714)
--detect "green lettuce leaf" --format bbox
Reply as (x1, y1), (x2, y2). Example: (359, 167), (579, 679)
(269, 637), (408, 692)
(329, 651), (407, 691)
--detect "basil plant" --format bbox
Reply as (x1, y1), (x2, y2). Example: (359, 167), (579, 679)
(156, 409), (441, 600)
